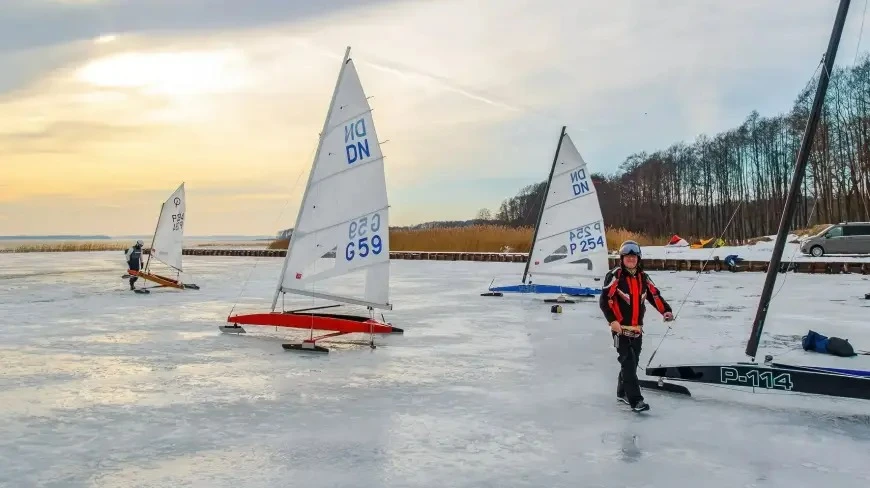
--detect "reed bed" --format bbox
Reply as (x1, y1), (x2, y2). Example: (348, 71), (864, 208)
(9, 225), (787, 254)
(267, 225), (662, 253)
(192, 241), (270, 248)
(5, 241), (132, 253)
(390, 225), (535, 253)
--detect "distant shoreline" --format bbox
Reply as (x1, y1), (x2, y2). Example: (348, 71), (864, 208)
(0, 235), (113, 240)
(0, 236), (275, 253)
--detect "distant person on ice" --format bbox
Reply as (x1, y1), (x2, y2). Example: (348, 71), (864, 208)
(599, 240), (673, 412)
(125, 240), (144, 291)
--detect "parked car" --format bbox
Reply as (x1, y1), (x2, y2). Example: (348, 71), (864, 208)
(799, 222), (870, 257)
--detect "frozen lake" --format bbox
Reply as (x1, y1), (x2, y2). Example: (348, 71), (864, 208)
(1, 252), (869, 487)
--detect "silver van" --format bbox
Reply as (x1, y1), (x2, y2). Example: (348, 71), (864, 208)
(800, 222), (870, 256)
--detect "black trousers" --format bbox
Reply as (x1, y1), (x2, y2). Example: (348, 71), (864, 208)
(128, 262), (139, 289)
(615, 333), (644, 405)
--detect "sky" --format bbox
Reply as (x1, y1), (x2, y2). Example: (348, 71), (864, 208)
(0, 0), (869, 236)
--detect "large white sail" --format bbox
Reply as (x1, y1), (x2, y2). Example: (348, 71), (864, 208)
(149, 182), (186, 271)
(527, 132), (608, 279)
(275, 48), (390, 310)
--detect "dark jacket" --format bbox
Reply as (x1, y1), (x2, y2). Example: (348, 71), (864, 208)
(599, 266), (671, 330)
(126, 246), (142, 271)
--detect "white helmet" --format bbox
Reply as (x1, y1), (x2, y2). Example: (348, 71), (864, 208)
(136, 240), (144, 247)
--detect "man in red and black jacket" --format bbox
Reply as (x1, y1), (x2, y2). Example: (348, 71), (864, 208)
(599, 240), (673, 412)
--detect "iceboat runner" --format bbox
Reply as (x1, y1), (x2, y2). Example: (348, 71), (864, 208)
(643, 0), (870, 401)
(220, 46), (403, 353)
(482, 126), (608, 303)
(125, 182), (199, 293)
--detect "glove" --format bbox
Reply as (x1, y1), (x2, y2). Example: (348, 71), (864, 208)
(609, 321), (622, 334)
(663, 312), (674, 321)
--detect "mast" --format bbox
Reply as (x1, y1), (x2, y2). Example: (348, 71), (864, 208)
(745, 0), (851, 360)
(522, 125), (566, 284)
(271, 46), (353, 312)
(143, 201), (164, 274)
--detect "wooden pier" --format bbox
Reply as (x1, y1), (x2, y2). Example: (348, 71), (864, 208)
(150, 248), (870, 274)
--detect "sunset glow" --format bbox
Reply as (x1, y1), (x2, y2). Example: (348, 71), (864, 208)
(75, 50), (251, 96)
(1, 0), (866, 236)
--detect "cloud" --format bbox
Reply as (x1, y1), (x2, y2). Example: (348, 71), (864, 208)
(1, 0), (867, 234)
(0, 0), (399, 53)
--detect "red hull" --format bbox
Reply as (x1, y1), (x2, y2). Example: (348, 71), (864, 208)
(226, 311), (402, 335)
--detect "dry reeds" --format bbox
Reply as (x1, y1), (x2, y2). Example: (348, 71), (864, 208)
(268, 225), (534, 252)
(193, 241), (269, 248)
(6, 241), (132, 253)
(268, 225), (664, 253)
(390, 225), (535, 252)
(604, 228), (660, 249)
(268, 239), (291, 250)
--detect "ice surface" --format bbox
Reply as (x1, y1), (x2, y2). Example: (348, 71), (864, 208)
(1, 251), (870, 487)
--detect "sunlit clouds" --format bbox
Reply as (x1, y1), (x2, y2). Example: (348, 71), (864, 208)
(0, 0), (867, 235)
(93, 34), (118, 44)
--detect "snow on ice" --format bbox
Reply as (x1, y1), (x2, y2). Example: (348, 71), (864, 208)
(1, 250), (869, 487)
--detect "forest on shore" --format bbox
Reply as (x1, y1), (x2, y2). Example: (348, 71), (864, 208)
(491, 55), (870, 242)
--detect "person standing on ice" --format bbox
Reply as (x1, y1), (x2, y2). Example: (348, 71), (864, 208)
(125, 240), (144, 290)
(599, 240), (673, 412)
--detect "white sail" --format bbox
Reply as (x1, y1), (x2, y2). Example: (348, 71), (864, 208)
(527, 132), (608, 279)
(149, 183), (186, 271)
(274, 47), (390, 310)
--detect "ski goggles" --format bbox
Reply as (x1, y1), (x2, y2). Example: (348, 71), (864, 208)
(619, 241), (641, 257)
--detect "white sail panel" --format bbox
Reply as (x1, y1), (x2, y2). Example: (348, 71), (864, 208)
(282, 207), (390, 305)
(279, 56), (390, 308)
(528, 133), (608, 278)
(150, 183), (186, 271)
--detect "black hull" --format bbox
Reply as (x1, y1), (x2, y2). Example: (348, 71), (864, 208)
(645, 362), (870, 401)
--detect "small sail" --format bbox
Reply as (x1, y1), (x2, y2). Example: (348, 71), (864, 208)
(278, 51), (390, 309)
(527, 133), (608, 279)
(150, 183), (186, 271)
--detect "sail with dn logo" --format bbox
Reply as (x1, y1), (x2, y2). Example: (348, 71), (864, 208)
(125, 182), (200, 293)
(482, 126), (608, 303)
(221, 46), (404, 353)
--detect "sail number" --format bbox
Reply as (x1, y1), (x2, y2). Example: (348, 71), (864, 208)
(568, 222), (604, 254)
(345, 117), (371, 165)
(171, 212), (184, 232)
(569, 168), (591, 196)
(345, 213), (383, 261)
(719, 367), (794, 391)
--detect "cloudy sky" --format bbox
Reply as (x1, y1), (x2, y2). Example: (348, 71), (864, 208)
(0, 0), (868, 236)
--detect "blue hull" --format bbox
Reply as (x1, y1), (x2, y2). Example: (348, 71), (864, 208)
(488, 283), (601, 296)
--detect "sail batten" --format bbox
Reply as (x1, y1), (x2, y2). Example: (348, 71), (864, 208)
(302, 157), (386, 196)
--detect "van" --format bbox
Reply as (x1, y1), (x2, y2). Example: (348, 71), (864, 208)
(799, 222), (870, 256)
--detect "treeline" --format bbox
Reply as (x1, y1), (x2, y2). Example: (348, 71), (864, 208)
(496, 54), (870, 241)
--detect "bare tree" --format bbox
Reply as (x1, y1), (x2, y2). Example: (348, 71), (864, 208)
(494, 54), (870, 241)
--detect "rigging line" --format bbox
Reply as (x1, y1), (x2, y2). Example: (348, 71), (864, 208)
(854, 0), (869, 64)
(643, 55), (829, 369)
(644, 201), (743, 368)
(764, 59), (826, 309)
(228, 142), (317, 316)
